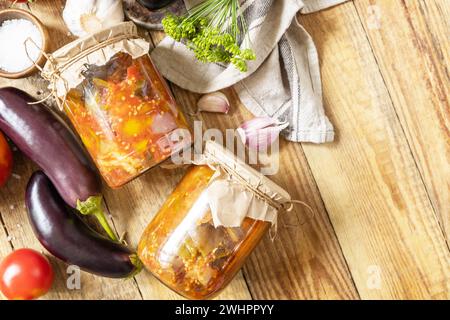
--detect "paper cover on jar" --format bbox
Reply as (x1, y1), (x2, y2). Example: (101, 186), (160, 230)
(197, 141), (291, 228)
(42, 22), (150, 102)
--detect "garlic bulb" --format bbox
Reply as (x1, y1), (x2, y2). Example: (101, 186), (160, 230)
(63, 0), (125, 37)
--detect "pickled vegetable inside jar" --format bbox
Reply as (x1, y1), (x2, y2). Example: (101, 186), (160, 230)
(138, 142), (291, 299)
(42, 22), (191, 188)
(65, 52), (190, 187)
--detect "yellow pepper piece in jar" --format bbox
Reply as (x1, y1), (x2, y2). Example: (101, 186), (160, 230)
(122, 118), (146, 137)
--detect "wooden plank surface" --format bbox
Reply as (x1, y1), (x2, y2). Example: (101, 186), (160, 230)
(148, 31), (359, 300)
(353, 0), (450, 241)
(297, 1), (449, 299)
(0, 0), (449, 300)
(0, 0), (142, 300)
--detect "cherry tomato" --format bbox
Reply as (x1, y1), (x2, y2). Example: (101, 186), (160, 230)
(0, 248), (54, 300)
(0, 131), (12, 187)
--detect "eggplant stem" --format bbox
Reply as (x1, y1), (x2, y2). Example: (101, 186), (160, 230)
(128, 253), (143, 278)
(77, 196), (118, 241)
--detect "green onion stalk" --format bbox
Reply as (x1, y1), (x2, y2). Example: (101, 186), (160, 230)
(162, 0), (256, 72)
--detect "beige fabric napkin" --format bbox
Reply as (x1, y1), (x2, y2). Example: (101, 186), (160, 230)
(151, 0), (347, 143)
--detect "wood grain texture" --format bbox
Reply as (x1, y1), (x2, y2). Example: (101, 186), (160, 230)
(297, 2), (450, 299)
(28, 0), (76, 52)
(0, 0), (448, 300)
(352, 0), (450, 241)
(0, 0), (141, 300)
(148, 31), (359, 300)
(0, 149), (142, 300)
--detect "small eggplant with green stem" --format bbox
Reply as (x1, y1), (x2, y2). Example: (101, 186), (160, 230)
(0, 87), (117, 241)
(26, 171), (141, 278)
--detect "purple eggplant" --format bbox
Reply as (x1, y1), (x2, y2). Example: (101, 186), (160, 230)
(0, 87), (116, 240)
(26, 171), (141, 278)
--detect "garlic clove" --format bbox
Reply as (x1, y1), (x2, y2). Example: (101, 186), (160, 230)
(237, 117), (289, 151)
(246, 127), (278, 151)
(197, 92), (230, 114)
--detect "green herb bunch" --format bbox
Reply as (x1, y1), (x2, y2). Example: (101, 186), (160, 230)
(162, 0), (256, 72)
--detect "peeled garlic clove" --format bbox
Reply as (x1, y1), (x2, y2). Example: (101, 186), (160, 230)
(237, 117), (289, 151)
(197, 92), (230, 114)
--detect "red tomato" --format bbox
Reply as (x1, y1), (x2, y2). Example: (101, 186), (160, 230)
(0, 131), (12, 187)
(0, 249), (54, 300)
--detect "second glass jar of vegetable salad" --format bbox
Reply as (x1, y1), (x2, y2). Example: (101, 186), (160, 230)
(138, 141), (292, 299)
(42, 22), (191, 188)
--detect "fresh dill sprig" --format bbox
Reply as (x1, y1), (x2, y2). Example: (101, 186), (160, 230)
(162, 0), (256, 72)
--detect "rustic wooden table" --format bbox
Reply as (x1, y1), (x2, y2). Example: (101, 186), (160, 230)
(0, 0), (448, 300)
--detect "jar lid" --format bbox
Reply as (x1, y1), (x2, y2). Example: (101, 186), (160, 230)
(202, 141), (291, 212)
(42, 22), (150, 103)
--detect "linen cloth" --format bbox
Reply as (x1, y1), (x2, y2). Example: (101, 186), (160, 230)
(151, 0), (347, 143)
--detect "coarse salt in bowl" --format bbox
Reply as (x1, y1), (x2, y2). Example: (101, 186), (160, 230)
(0, 19), (43, 73)
(0, 8), (48, 79)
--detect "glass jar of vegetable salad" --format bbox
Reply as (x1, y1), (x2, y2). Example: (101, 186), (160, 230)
(42, 22), (190, 188)
(138, 141), (291, 299)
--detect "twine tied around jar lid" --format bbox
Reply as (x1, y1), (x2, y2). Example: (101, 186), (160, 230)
(23, 32), (140, 109)
(21, 22), (149, 109)
(216, 158), (315, 240)
(201, 141), (315, 240)
(219, 164), (311, 213)
(23, 37), (68, 108)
